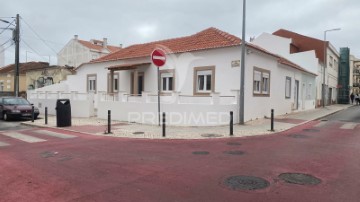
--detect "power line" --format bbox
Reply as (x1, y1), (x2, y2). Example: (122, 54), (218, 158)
(0, 38), (13, 47)
(20, 17), (59, 56)
(21, 39), (48, 61)
(0, 43), (13, 54)
(0, 19), (15, 35)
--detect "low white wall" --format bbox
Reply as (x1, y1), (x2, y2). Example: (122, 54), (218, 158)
(28, 91), (94, 118)
(97, 100), (238, 126)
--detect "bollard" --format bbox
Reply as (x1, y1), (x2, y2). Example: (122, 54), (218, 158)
(107, 110), (111, 134)
(45, 107), (48, 125)
(162, 112), (166, 137)
(230, 111), (233, 136)
(31, 106), (35, 122)
(271, 109), (274, 131)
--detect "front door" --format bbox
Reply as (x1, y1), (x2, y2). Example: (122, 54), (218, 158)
(328, 87), (332, 105)
(138, 74), (144, 95)
(294, 80), (299, 110)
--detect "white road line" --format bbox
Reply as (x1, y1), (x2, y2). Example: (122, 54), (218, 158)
(34, 130), (76, 139)
(340, 123), (358, 130)
(315, 122), (327, 127)
(0, 141), (10, 147)
(1, 132), (46, 143)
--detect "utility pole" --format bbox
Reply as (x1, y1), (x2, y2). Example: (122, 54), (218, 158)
(239, 0), (246, 124)
(14, 14), (20, 97)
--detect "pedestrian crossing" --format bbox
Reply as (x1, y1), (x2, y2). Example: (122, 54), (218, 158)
(0, 129), (77, 147)
(315, 121), (359, 130)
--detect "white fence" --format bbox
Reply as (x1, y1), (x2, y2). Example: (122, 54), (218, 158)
(97, 91), (239, 126)
(27, 91), (95, 118)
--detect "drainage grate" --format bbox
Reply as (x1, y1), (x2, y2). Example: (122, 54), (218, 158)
(302, 129), (320, 132)
(287, 134), (309, 139)
(223, 150), (245, 155)
(133, 132), (145, 135)
(279, 173), (321, 185)
(224, 175), (270, 190)
(227, 142), (242, 146)
(192, 151), (210, 155)
(201, 134), (223, 138)
(321, 119), (328, 122)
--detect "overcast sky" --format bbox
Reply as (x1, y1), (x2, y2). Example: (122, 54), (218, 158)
(0, 0), (359, 66)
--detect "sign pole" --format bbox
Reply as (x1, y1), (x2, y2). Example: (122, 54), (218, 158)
(157, 67), (160, 126)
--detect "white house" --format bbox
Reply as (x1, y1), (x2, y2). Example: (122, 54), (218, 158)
(270, 29), (340, 107)
(29, 28), (316, 126)
(57, 35), (122, 68)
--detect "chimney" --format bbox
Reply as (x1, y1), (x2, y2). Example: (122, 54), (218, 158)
(119, 44), (123, 48)
(74, 35), (78, 41)
(103, 38), (107, 48)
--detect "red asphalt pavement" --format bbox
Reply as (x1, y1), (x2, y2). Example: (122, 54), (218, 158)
(1, 121), (360, 202)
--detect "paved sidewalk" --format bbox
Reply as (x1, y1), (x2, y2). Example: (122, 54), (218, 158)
(22, 104), (352, 139)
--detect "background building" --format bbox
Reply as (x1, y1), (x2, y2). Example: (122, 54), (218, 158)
(57, 35), (122, 68)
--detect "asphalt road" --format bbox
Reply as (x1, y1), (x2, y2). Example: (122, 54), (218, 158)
(322, 105), (360, 122)
(0, 109), (360, 202)
(0, 118), (32, 131)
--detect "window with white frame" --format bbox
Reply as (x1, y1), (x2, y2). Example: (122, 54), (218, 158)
(87, 75), (97, 93)
(161, 72), (174, 92)
(253, 67), (270, 96)
(285, 77), (291, 99)
(193, 66), (215, 95)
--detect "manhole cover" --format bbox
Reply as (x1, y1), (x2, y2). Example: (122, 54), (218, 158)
(40, 151), (58, 158)
(302, 129), (320, 132)
(201, 134), (223, 138)
(58, 156), (73, 162)
(287, 134), (309, 139)
(223, 150), (245, 155)
(279, 173), (321, 185)
(192, 151), (210, 155)
(224, 175), (270, 190)
(227, 142), (242, 146)
(133, 132), (145, 135)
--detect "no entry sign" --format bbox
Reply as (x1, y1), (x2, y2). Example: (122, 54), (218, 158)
(151, 49), (166, 67)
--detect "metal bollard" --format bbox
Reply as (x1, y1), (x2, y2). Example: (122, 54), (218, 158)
(230, 111), (233, 136)
(31, 106), (35, 122)
(271, 109), (274, 131)
(107, 110), (111, 134)
(162, 112), (166, 137)
(45, 107), (48, 125)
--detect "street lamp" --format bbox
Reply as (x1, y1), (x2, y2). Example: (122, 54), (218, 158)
(322, 28), (341, 108)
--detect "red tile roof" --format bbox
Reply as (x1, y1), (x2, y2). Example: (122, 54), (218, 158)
(78, 40), (121, 53)
(273, 29), (328, 64)
(0, 62), (50, 74)
(80, 27), (315, 76)
(91, 27), (241, 63)
(107, 62), (151, 71)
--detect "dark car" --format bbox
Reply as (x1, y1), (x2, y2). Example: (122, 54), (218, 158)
(0, 97), (39, 121)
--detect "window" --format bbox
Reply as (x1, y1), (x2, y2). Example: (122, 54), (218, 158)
(161, 72), (174, 92)
(0, 82), (3, 92)
(87, 74), (97, 93)
(193, 66), (215, 95)
(307, 83), (312, 99)
(285, 77), (291, 99)
(107, 73), (119, 93)
(253, 67), (270, 96)
(329, 56), (333, 67)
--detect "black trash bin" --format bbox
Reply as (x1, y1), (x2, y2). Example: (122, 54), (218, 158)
(56, 99), (72, 127)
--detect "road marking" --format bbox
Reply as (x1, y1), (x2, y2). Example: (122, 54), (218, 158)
(340, 123), (358, 130)
(315, 122), (327, 127)
(1, 132), (46, 143)
(34, 130), (76, 139)
(0, 141), (9, 147)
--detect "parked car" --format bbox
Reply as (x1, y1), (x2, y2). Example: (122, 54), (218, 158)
(0, 97), (39, 121)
